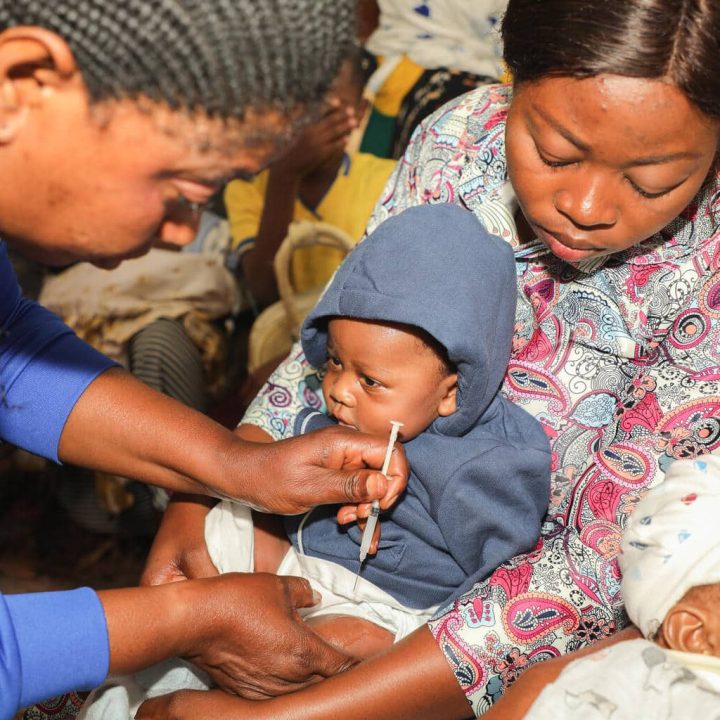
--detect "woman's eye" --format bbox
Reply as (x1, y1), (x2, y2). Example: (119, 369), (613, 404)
(539, 153), (574, 169)
(626, 178), (671, 200)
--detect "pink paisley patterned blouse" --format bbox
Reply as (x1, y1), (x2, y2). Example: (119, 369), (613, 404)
(243, 84), (720, 715)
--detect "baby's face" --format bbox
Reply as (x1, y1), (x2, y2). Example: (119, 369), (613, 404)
(321, 318), (457, 441)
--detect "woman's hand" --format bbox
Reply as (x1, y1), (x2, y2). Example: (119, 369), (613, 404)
(140, 493), (218, 585)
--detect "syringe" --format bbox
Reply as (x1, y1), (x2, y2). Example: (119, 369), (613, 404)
(353, 420), (403, 593)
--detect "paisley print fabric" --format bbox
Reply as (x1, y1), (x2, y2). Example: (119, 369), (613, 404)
(242, 83), (720, 715)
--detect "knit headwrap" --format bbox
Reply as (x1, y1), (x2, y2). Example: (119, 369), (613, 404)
(0, 0), (356, 119)
(620, 454), (720, 639)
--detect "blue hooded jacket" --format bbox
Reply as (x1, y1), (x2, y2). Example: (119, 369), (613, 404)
(285, 204), (551, 609)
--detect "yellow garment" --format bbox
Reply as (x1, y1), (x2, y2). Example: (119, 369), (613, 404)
(371, 55), (425, 117)
(225, 152), (395, 293)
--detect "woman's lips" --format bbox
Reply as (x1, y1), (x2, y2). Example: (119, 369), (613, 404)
(534, 224), (603, 263)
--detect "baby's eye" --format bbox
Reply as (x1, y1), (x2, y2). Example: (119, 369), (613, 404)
(327, 355), (341, 368)
(361, 375), (381, 389)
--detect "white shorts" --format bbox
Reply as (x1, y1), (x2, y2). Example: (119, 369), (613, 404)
(205, 501), (436, 641)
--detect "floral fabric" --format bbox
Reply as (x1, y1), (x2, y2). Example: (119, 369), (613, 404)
(242, 84), (720, 715)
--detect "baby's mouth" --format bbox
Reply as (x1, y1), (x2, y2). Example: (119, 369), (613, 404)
(331, 410), (357, 430)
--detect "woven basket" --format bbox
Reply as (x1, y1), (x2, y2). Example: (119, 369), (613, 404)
(247, 221), (355, 373)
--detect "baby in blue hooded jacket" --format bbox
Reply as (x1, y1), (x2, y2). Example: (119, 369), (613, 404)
(205, 203), (551, 652)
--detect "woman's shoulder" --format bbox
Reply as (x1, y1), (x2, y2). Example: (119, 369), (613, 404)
(410, 82), (512, 158)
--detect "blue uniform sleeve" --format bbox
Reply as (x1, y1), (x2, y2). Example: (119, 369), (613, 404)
(0, 243), (117, 461)
(0, 588), (109, 719)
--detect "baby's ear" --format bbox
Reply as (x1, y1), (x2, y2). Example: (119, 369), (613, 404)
(661, 601), (720, 655)
(437, 373), (458, 417)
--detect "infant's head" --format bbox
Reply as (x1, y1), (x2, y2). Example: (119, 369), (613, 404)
(620, 455), (720, 655)
(321, 317), (457, 441)
(300, 203), (518, 444)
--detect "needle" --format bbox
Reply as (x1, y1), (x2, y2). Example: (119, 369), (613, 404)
(353, 420), (403, 593)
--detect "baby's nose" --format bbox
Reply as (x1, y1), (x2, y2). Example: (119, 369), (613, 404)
(330, 375), (355, 406)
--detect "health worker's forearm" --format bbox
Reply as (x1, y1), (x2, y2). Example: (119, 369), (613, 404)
(58, 367), (260, 499)
(97, 581), (222, 675)
(59, 368), (406, 514)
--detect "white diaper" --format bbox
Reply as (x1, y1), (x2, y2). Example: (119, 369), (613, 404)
(205, 500), (436, 641)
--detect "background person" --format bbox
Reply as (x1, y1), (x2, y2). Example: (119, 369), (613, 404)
(226, 49), (395, 311)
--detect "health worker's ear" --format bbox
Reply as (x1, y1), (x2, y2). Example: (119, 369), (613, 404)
(661, 600), (720, 657)
(0, 26), (80, 143)
(437, 373), (458, 417)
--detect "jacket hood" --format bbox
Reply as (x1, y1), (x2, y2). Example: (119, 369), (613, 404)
(301, 203), (517, 436)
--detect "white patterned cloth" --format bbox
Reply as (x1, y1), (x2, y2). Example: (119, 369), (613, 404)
(366, 0), (507, 78)
(525, 639), (720, 720)
(620, 455), (720, 639)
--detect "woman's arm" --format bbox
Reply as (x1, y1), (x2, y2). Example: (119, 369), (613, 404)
(136, 626), (474, 720)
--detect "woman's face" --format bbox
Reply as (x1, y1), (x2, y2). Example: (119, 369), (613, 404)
(506, 75), (720, 262)
(0, 96), (290, 268)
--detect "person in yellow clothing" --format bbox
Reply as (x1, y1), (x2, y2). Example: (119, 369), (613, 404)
(225, 51), (396, 310)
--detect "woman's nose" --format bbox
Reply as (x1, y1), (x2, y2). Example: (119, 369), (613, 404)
(554, 172), (618, 229)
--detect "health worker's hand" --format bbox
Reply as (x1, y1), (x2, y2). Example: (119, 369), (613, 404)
(233, 425), (408, 515)
(333, 431), (405, 554)
(174, 573), (357, 698)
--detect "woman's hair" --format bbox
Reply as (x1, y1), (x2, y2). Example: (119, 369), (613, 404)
(502, 0), (720, 119)
(0, 0), (356, 120)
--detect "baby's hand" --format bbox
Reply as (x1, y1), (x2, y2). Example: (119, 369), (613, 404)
(336, 441), (405, 553)
(342, 503), (382, 554)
